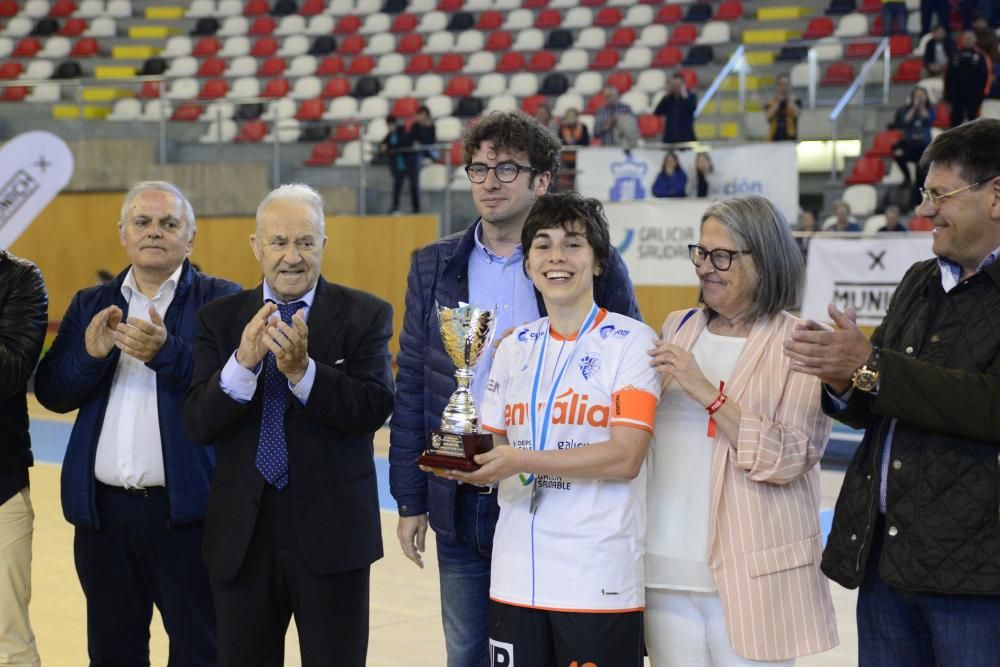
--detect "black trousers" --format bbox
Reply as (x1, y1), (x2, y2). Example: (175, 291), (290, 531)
(74, 483), (217, 667)
(950, 96), (983, 128)
(210, 484), (370, 667)
(391, 163), (420, 213)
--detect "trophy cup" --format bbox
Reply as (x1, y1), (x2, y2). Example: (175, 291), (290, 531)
(416, 303), (497, 471)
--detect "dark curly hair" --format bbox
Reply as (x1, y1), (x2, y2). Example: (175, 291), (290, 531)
(462, 110), (561, 185)
(521, 191), (611, 278)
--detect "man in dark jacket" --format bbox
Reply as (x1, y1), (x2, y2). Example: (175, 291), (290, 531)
(944, 30), (993, 127)
(784, 118), (1000, 666)
(35, 181), (240, 666)
(654, 73), (697, 145)
(0, 250), (46, 666)
(388, 111), (642, 667)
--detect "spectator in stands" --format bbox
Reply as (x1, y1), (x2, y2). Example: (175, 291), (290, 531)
(890, 86), (936, 186)
(654, 73), (697, 145)
(411, 105), (439, 164)
(794, 209), (819, 256)
(389, 110), (642, 667)
(882, 0), (908, 35)
(922, 24), (955, 76)
(559, 107), (591, 147)
(379, 115), (420, 214)
(878, 204), (908, 232)
(0, 251), (46, 667)
(785, 116), (1000, 667)
(944, 31), (992, 127)
(694, 152), (713, 198)
(35, 181), (240, 667)
(824, 200), (862, 232)
(920, 0), (952, 35)
(765, 74), (802, 142)
(652, 151), (688, 198)
(973, 15), (999, 63)
(594, 86), (637, 148)
(645, 194), (838, 666)
(534, 103), (560, 136)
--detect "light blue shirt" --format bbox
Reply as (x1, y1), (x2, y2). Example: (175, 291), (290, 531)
(219, 281), (319, 406)
(467, 221), (541, 404)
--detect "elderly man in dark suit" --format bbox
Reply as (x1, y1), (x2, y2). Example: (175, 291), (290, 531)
(183, 183), (394, 666)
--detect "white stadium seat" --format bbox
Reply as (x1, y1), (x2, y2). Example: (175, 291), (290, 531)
(217, 16), (249, 37)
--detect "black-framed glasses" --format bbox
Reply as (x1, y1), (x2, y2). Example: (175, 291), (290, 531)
(688, 244), (751, 271)
(465, 161), (536, 184)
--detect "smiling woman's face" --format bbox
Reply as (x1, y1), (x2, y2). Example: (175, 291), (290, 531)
(696, 217), (757, 321)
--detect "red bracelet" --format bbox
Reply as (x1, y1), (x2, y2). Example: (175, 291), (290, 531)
(706, 392), (728, 415)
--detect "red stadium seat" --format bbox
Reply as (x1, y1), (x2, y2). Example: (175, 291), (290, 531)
(523, 0), (548, 8)
(438, 0), (461, 10)
(0, 0), (18, 17)
(535, 10), (561, 29)
(406, 54), (433, 74)
(908, 217), (933, 231)
(591, 48), (619, 70)
(639, 114), (664, 138)
(889, 34), (912, 57)
(933, 102), (950, 128)
(321, 77), (350, 97)
(1, 85), (28, 101)
(296, 98), (324, 120)
(582, 0), (604, 6)
(498, 52), (526, 72)
(445, 75), (473, 97)
(13, 38), (41, 57)
(138, 80), (162, 98)
(892, 58), (922, 83)
(608, 28), (636, 48)
(486, 31), (512, 51)
(192, 36), (220, 57)
(347, 55), (374, 75)
(70, 37), (99, 57)
(60, 18), (88, 36)
(251, 37), (278, 57)
(449, 141), (463, 166)
(391, 14), (417, 32)
(521, 94), (547, 114)
(393, 97), (419, 117)
(655, 5), (683, 24)
(653, 45), (683, 67)
(858, 0), (881, 13)
(868, 15), (883, 35)
(333, 123), (360, 142)
(339, 34), (364, 54)
(315, 55), (343, 75)
(335, 16), (361, 34)
(594, 7), (621, 27)
(866, 129), (902, 158)
(258, 57), (286, 76)
(244, 0), (270, 16)
(304, 142), (338, 166)
(476, 11), (502, 30)
(803, 17), (834, 39)
(585, 91), (605, 114)
(262, 78), (289, 98)
(822, 62), (855, 85)
(236, 120), (268, 143)
(198, 79), (228, 99)
(171, 103), (204, 121)
(0, 62), (24, 79)
(715, 0), (742, 20)
(437, 53), (463, 73)
(844, 157), (884, 184)
(249, 17), (276, 35)
(678, 68), (698, 89)
(49, 0), (76, 17)
(845, 42), (877, 58)
(198, 57), (226, 77)
(398, 33), (424, 54)
(668, 25), (697, 46)
(607, 71), (632, 93)
(526, 51), (554, 72)
(299, 0), (324, 16)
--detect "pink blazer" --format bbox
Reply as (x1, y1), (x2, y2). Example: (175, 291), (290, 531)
(655, 308), (839, 661)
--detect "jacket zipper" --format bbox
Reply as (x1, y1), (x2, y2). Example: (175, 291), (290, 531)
(855, 418), (889, 575)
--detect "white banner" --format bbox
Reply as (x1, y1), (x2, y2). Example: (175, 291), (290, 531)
(802, 237), (935, 326)
(606, 199), (710, 286)
(0, 131), (74, 249)
(575, 143), (799, 222)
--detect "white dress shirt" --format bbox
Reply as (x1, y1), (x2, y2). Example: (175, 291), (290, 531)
(94, 264), (183, 489)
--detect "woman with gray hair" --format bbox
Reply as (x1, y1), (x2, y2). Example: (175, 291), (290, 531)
(644, 194), (839, 665)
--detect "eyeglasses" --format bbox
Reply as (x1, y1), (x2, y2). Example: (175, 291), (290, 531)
(465, 161), (536, 184)
(918, 179), (991, 210)
(688, 244), (751, 271)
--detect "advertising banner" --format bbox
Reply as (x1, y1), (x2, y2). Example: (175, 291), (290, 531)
(0, 131), (74, 249)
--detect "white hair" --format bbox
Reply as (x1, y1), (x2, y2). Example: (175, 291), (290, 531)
(255, 183), (326, 235)
(119, 181), (196, 239)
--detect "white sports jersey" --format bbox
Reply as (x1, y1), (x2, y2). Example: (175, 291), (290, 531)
(481, 309), (661, 612)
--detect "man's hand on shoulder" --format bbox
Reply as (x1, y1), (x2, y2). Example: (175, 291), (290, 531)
(84, 305), (122, 359)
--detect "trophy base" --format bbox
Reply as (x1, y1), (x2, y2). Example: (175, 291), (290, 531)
(416, 431), (494, 471)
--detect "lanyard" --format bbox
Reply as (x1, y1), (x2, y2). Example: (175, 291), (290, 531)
(521, 303), (600, 486)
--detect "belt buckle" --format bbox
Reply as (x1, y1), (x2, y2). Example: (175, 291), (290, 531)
(477, 485), (494, 495)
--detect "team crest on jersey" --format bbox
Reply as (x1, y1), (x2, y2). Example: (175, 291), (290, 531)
(516, 328), (541, 343)
(599, 324), (631, 339)
(578, 353), (600, 380)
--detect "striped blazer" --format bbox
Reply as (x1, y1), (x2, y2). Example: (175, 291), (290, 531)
(654, 308), (839, 661)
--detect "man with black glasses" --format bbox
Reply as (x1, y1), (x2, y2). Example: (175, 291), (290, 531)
(785, 118), (1000, 666)
(388, 111), (642, 667)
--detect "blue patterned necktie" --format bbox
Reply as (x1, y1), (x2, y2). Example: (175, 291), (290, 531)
(255, 300), (305, 489)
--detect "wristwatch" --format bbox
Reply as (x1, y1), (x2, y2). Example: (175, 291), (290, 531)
(851, 347), (881, 392)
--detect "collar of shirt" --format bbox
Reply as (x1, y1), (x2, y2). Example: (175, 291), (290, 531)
(262, 279), (317, 322)
(938, 244), (1000, 293)
(120, 263), (183, 304)
(472, 219), (524, 265)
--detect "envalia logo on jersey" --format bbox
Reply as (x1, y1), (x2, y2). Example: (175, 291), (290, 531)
(504, 388), (610, 429)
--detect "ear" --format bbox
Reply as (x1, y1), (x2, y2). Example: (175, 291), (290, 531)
(186, 226), (196, 255)
(990, 176), (1000, 222)
(534, 170), (552, 195)
(250, 233), (262, 262)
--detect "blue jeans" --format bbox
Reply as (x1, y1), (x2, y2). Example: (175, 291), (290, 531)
(857, 516), (1000, 667)
(436, 487), (498, 667)
(882, 2), (907, 34)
